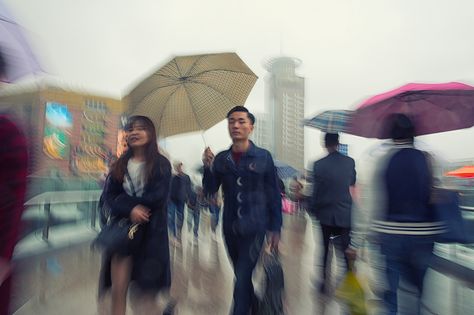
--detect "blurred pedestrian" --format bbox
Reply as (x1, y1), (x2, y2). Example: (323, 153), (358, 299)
(202, 106), (282, 315)
(0, 116), (28, 315)
(208, 191), (221, 234)
(348, 114), (441, 315)
(310, 133), (356, 294)
(99, 116), (175, 315)
(186, 185), (201, 240)
(168, 161), (192, 244)
(0, 51), (29, 315)
(289, 175), (303, 202)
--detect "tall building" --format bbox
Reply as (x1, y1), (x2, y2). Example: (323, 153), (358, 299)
(264, 57), (305, 170)
(250, 112), (270, 150)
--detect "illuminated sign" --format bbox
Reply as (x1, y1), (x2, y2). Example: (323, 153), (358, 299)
(43, 102), (73, 160)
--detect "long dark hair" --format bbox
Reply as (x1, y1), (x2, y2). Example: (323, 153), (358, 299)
(110, 115), (165, 183)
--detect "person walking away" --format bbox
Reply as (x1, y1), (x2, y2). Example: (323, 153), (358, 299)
(347, 114), (442, 315)
(168, 162), (192, 244)
(310, 133), (356, 294)
(202, 106), (282, 315)
(186, 185), (201, 240)
(99, 116), (175, 315)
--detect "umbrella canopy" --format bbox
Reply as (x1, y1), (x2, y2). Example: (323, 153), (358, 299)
(445, 166), (474, 178)
(304, 110), (353, 133)
(274, 160), (299, 180)
(125, 52), (258, 138)
(348, 82), (474, 139)
(0, 1), (42, 82)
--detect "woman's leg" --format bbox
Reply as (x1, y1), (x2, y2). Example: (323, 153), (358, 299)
(110, 255), (132, 315)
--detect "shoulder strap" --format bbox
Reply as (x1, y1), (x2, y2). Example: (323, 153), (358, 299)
(125, 171), (137, 197)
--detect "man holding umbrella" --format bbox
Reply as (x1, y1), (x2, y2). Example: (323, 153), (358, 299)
(202, 106), (282, 315)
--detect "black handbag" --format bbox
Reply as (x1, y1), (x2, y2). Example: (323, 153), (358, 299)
(253, 249), (285, 315)
(95, 172), (144, 254)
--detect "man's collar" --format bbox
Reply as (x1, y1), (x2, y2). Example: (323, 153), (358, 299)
(226, 140), (258, 157)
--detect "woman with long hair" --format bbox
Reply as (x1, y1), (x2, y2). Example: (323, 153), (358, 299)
(99, 116), (174, 315)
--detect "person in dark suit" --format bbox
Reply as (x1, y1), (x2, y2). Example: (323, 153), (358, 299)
(310, 133), (356, 294)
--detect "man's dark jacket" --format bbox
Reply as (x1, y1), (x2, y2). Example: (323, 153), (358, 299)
(170, 173), (192, 203)
(203, 142), (282, 235)
(311, 151), (356, 228)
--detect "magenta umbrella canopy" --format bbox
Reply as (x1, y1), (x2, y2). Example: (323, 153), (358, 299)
(348, 82), (474, 139)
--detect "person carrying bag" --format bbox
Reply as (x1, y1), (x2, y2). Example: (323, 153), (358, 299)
(95, 172), (144, 255)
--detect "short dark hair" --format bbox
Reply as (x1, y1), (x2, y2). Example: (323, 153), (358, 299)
(226, 106), (255, 125)
(389, 113), (415, 142)
(324, 133), (339, 147)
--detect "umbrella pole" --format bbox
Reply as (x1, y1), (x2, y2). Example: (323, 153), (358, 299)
(201, 132), (208, 148)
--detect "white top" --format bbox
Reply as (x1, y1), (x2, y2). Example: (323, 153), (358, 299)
(123, 159), (145, 197)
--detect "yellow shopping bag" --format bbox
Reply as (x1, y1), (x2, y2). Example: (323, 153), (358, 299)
(335, 270), (368, 315)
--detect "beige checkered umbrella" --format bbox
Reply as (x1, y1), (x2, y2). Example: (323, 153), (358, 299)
(125, 52), (258, 138)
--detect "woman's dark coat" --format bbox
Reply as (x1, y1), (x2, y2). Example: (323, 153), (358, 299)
(99, 155), (172, 294)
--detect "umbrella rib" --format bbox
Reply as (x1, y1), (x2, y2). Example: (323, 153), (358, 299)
(130, 80), (183, 109)
(182, 83), (206, 131)
(173, 58), (184, 77)
(147, 85), (182, 137)
(184, 55), (206, 77)
(188, 80), (244, 107)
(190, 69), (256, 78)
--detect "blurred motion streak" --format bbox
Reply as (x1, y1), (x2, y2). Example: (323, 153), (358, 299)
(0, 0), (42, 82)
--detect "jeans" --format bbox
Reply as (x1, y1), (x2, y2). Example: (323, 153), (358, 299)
(168, 200), (185, 238)
(209, 205), (220, 232)
(187, 208), (200, 237)
(224, 230), (265, 315)
(380, 234), (434, 315)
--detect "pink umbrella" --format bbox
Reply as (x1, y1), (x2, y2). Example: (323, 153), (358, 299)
(348, 82), (474, 139)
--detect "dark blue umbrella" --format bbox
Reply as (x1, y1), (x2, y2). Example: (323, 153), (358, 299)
(274, 160), (299, 180)
(304, 110), (353, 133)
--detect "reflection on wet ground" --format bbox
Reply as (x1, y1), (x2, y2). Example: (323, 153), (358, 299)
(13, 213), (362, 314)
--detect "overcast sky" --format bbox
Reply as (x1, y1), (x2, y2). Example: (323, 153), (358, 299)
(6, 0), (474, 178)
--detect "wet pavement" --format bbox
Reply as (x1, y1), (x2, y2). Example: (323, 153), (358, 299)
(13, 212), (358, 314)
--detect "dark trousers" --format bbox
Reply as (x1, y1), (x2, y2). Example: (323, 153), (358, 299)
(320, 224), (350, 282)
(209, 205), (221, 232)
(187, 208), (200, 237)
(224, 230), (265, 315)
(381, 234), (434, 315)
(168, 200), (185, 238)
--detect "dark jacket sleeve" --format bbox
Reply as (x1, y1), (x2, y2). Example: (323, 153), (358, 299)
(202, 157), (222, 196)
(185, 174), (193, 201)
(310, 161), (322, 213)
(265, 152), (282, 232)
(350, 158), (356, 186)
